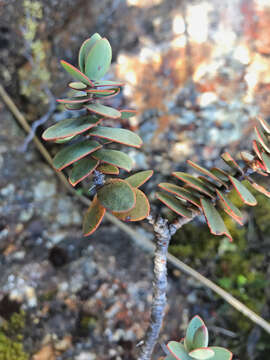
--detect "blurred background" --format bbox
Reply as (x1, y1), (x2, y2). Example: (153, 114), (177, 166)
(1, 0), (270, 358)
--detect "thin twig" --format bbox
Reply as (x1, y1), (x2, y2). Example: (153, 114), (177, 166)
(1, 83), (270, 337)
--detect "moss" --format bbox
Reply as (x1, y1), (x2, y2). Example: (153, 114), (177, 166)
(169, 184), (270, 336)
(0, 311), (29, 360)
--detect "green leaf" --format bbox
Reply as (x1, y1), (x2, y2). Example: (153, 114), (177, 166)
(55, 135), (78, 144)
(57, 96), (91, 104)
(65, 103), (84, 110)
(125, 170), (154, 188)
(188, 348), (214, 360)
(120, 109), (137, 119)
(52, 140), (101, 171)
(221, 152), (243, 175)
(229, 176), (257, 206)
(69, 157), (99, 186)
(91, 149), (134, 172)
(60, 60), (93, 86)
(167, 342), (191, 360)
(86, 103), (121, 119)
(261, 152), (270, 172)
(210, 168), (230, 185)
(255, 125), (270, 153)
(42, 116), (101, 141)
(216, 189), (243, 225)
(94, 80), (124, 87)
(89, 126), (142, 148)
(185, 316), (206, 352)
(250, 182), (270, 198)
(156, 192), (193, 218)
(172, 172), (215, 198)
(187, 160), (226, 188)
(201, 199), (232, 242)
(164, 356), (177, 360)
(86, 88), (115, 96)
(258, 116), (270, 134)
(113, 188), (150, 221)
(97, 179), (135, 212)
(96, 163), (119, 175)
(197, 176), (218, 192)
(209, 347), (232, 360)
(68, 82), (88, 90)
(93, 88), (120, 98)
(83, 195), (106, 236)
(85, 38), (112, 80)
(192, 325), (209, 349)
(252, 139), (263, 160)
(78, 33), (102, 72)
(158, 183), (201, 208)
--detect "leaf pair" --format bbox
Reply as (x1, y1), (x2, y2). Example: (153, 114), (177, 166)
(165, 316), (232, 360)
(83, 171), (153, 236)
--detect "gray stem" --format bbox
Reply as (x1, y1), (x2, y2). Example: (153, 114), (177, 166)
(138, 213), (196, 360)
(138, 215), (171, 360)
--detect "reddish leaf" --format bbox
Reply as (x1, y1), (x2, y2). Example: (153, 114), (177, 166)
(221, 152), (243, 175)
(229, 176), (257, 206)
(156, 192), (193, 218)
(258, 116), (270, 134)
(172, 172), (215, 198)
(113, 188), (150, 221)
(60, 60), (93, 86)
(201, 199), (232, 242)
(83, 195), (106, 236)
(255, 125), (270, 153)
(158, 182), (201, 208)
(250, 182), (270, 198)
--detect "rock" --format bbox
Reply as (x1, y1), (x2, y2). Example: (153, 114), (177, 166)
(34, 181), (56, 201)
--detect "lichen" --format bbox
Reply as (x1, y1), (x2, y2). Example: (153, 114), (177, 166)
(0, 310), (28, 360)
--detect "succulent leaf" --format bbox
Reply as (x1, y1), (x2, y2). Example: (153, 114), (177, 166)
(261, 152), (270, 172)
(78, 33), (102, 72)
(210, 168), (230, 185)
(185, 316), (206, 352)
(158, 183), (201, 208)
(120, 109), (137, 119)
(57, 96), (91, 104)
(42, 116), (101, 141)
(68, 81), (88, 90)
(258, 116), (270, 134)
(86, 103), (121, 119)
(125, 170), (154, 188)
(250, 182), (270, 198)
(255, 125), (270, 153)
(52, 140), (101, 171)
(68, 157), (99, 186)
(192, 325), (209, 349)
(96, 163), (119, 175)
(89, 126), (143, 148)
(65, 103), (84, 110)
(208, 347), (232, 360)
(229, 176), (257, 206)
(85, 38), (112, 80)
(97, 179), (135, 212)
(221, 152), (243, 175)
(216, 190), (243, 224)
(201, 199), (232, 242)
(167, 342), (192, 360)
(91, 149), (133, 172)
(60, 60), (93, 86)
(156, 192), (193, 218)
(188, 348), (214, 360)
(94, 80), (124, 87)
(83, 195), (106, 236)
(187, 160), (225, 188)
(172, 172), (215, 198)
(112, 188), (150, 221)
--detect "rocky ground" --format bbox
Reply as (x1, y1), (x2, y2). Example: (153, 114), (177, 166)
(1, 0), (270, 359)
